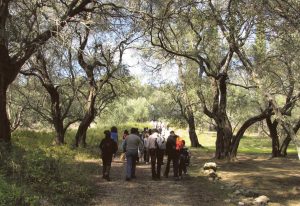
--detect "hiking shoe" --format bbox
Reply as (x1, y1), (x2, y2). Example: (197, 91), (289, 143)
(131, 175), (137, 179)
(125, 177), (131, 181)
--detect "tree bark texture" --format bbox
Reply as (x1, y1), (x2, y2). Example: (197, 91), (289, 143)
(279, 119), (300, 157)
(187, 112), (202, 147)
(75, 86), (97, 147)
(0, 0), (93, 145)
(0, 44), (12, 142)
(212, 74), (234, 159)
(265, 117), (280, 157)
(46, 85), (65, 144)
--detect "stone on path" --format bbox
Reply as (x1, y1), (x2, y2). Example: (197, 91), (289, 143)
(203, 162), (217, 171)
(254, 195), (270, 206)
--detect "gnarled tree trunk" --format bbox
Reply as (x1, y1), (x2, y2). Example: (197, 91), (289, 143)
(47, 86), (65, 144)
(0, 0), (94, 146)
(230, 109), (271, 158)
(187, 111), (202, 147)
(0, 78), (10, 143)
(279, 119), (300, 157)
(265, 117), (280, 157)
(0, 44), (14, 143)
(279, 136), (291, 157)
(75, 86), (96, 147)
(213, 74), (234, 159)
(215, 114), (233, 159)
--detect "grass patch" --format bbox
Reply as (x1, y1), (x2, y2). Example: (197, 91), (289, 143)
(0, 122), (150, 205)
(1, 122), (297, 205)
(175, 129), (297, 155)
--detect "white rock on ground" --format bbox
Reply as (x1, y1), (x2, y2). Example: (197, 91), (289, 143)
(254, 195), (270, 206)
(203, 162), (217, 171)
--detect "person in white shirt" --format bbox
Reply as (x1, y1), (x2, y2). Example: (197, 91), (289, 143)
(142, 128), (150, 164)
(148, 129), (164, 180)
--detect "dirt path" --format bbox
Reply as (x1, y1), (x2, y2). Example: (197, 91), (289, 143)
(89, 157), (229, 206)
(88, 151), (300, 206)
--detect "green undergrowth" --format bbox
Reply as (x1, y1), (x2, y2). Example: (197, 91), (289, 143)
(1, 123), (297, 205)
(179, 130), (297, 155)
(0, 122), (150, 206)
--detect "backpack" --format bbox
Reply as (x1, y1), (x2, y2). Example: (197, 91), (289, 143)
(180, 148), (190, 166)
(156, 135), (166, 150)
(176, 137), (184, 151)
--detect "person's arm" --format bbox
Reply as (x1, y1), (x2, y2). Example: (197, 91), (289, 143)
(99, 140), (104, 151)
(122, 138), (127, 152)
(113, 141), (118, 154)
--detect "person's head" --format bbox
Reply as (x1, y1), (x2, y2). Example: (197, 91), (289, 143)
(152, 128), (159, 133)
(170, 131), (175, 136)
(148, 129), (152, 135)
(111, 126), (118, 133)
(104, 130), (111, 138)
(130, 128), (138, 134)
(123, 130), (129, 135)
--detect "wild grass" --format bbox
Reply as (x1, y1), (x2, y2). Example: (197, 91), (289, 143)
(176, 128), (297, 154)
(0, 122), (150, 206)
(0, 122), (297, 205)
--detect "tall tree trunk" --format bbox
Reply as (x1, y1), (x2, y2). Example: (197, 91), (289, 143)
(279, 119), (300, 156)
(187, 111), (202, 147)
(213, 74), (234, 159)
(47, 86), (65, 144)
(75, 86), (96, 147)
(265, 117), (280, 157)
(0, 79), (10, 143)
(230, 109), (271, 158)
(215, 115), (233, 159)
(1, 0), (12, 141)
(176, 58), (203, 148)
(279, 136), (291, 157)
(0, 43), (14, 144)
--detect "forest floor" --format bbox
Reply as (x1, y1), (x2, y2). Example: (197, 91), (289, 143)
(87, 150), (300, 206)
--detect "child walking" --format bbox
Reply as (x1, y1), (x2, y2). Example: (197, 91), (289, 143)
(178, 140), (190, 179)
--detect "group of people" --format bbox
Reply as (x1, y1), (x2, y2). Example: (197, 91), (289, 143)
(99, 126), (190, 182)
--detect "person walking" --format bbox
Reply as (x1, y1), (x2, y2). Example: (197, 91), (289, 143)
(123, 128), (142, 181)
(148, 129), (163, 180)
(143, 129), (150, 164)
(178, 140), (190, 179)
(120, 130), (129, 161)
(164, 131), (180, 180)
(110, 126), (118, 143)
(157, 130), (166, 167)
(111, 126), (118, 158)
(99, 130), (118, 181)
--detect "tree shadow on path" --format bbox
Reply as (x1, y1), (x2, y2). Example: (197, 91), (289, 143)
(89, 158), (230, 206)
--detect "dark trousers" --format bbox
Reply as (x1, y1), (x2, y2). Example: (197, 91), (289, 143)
(149, 149), (164, 178)
(164, 153), (179, 177)
(143, 148), (149, 162)
(102, 154), (113, 177)
(179, 156), (187, 176)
